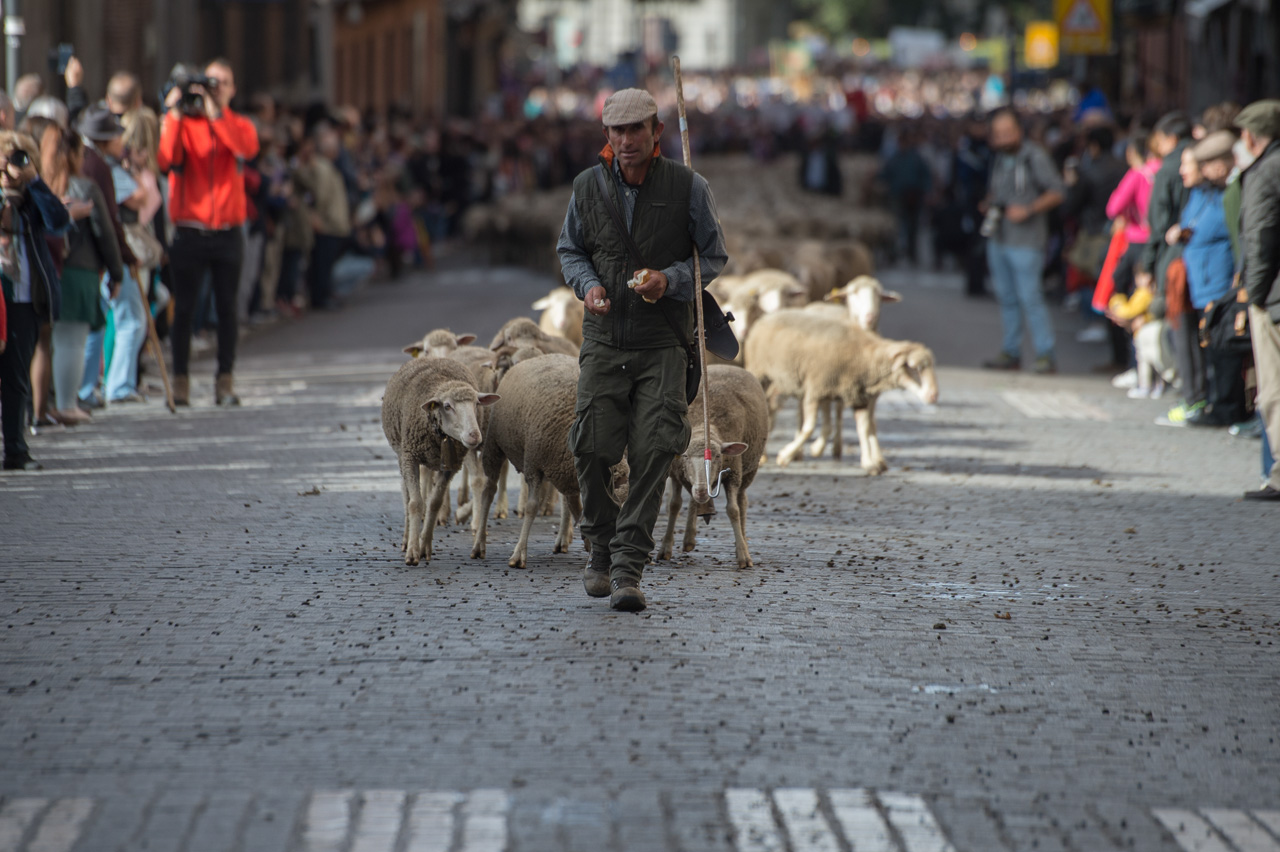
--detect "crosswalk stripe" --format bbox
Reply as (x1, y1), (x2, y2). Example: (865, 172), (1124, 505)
(829, 788), (896, 852)
(1200, 810), (1280, 852)
(725, 788), (785, 852)
(303, 790), (355, 852)
(878, 792), (955, 852)
(0, 798), (48, 852)
(1255, 812), (1280, 839)
(351, 790), (408, 852)
(1154, 808), (1235, 852)
(773, 788), (840, 852)
(1001, 390), (1111, 421)
(459, 789), (509, 852)
(25, 798), (94, 852)
(405, 792), (462, 852)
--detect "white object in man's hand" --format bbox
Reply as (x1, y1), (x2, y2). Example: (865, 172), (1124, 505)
(586, 285), (611, 316)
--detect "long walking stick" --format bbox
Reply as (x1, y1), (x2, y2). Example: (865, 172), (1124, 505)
(671, 56), (726, 499)
(133, 266), (176, 413)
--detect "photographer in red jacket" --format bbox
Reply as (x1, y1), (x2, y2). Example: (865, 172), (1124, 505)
(158, 59), (259, 406)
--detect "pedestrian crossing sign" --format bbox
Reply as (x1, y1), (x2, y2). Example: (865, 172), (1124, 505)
(1055, 0), (1112, 54)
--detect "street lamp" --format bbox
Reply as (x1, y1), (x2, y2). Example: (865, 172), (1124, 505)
(4, 0), (20, 97)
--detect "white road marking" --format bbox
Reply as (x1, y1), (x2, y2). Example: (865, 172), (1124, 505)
(303, 790), (355, 852)
(828, 788), (896, 852)
(1255, 812), (1280, 839)
(26, 798), (94, 852)
(405, 792), (463, 852)
(879, 791), (955, 852)
(1201, 810), (1280, 852)
(459, 789), (509, 852)
(1002, 390), (1111, 421)
(773, 788), (840, 852)
(0, 798), (48, 851)
(1153, 809), (1235, 852)
(725, 788), (785, 852)
(351, 790), (408, 852)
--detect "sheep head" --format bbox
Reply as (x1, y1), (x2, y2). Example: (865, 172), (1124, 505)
(489, 316), (544, 351)
(825, 276), (902, 332)
(889, 343), (938, 406)
(531, 288), (577, 336)
(679, 425), (748, 504)
(403, 329), (477, 359)
(420, 383), (500, 450)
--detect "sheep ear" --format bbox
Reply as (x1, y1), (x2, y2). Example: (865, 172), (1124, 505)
(420, 399), (440, 414)
(403, 344), (424, 357)
(532, 297), (552, 310)
(456, 334), (477, 346)
(823, 287), (845, 302)
(721, 442), (749, 457)
(881, 290), (903, 303)
(476, 393), (501, 407)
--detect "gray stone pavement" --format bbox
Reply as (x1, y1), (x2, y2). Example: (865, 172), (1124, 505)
(1, 259), (1277, 852)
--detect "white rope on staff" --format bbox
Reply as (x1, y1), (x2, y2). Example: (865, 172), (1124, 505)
(671, 55), (723, 498)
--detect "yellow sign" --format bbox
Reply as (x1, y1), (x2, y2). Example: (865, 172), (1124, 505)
(1024, 21), (1059, 69)
(1055, 0), (1112, 55)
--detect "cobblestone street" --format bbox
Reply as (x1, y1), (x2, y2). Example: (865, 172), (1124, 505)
(3, 261), (1277, 852)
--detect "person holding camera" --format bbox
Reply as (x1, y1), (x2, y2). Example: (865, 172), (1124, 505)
(0, 132), (70, 470)
(158, 60), (259, 407)
(980, 107), (1065, 375)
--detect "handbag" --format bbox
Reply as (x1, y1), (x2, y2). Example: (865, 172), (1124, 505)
(1164, 256), (1190, 323)
(591, 165), (737, 403)
(1091, 228), (1129, 313)
(1199, 286), (1253, 356)
(123, 222), (164, 269)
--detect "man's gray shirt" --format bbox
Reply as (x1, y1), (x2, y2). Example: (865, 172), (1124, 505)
(987, 141), (1064, 249)
(556, 158), (728, 302)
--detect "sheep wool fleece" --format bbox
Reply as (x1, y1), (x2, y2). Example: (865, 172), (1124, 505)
(570, 339), (691, 585)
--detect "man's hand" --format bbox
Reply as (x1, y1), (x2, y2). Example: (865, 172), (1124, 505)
(632, 268), (668, 302)
(585, 285), (611, 316)
(63, 198), (94, 221)
(164, 85), (184, 112)
(200, 85), (223, 121)
(1165, 224), (1182, 246)
(1004, 204), (1031, 224)
(64, 55), (84, 90)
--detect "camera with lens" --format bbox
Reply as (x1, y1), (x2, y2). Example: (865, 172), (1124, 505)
(168, 64), (219, 117)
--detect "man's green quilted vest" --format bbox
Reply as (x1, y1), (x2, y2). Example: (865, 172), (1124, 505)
(572, 154), (694, 350)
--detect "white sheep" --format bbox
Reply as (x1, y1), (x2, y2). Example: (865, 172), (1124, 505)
(532, 286), (585, 346)
(381, 358), (499, 565)
(402, 328), (477, 359)
(803, 275), (904, 459)
(488, 316), (579, 357)
(745, 310), (938, 475)
(659, 365), (769, 569)
(470, 354), (629, 569)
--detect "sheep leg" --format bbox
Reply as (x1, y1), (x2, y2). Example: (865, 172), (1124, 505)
(495, 461), (510, 519)
(403, 459), (426, 566)
(422, 465), (448, 527)
(399, 464), (412, 553)
(725, 480), (752, 568)
(455, 450), (476, 525)
(418, 469), (453, 564)
(682, 491), (699, 553)
(516, 477), (529, 518)
(778, 390), (820, 467)
(467, 450), (488, 536)
(553, 490), (575, 553)
(810, 398), (832, 458)
(854, 405), (888, 475)
(509, 473), (541, 568)
(659, 478), (682, 561)
(540, 483), (559, 517)
(469, 471), (499, 561)
(832, 398), (845, 460)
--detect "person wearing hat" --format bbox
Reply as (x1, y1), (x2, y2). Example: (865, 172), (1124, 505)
(557, 87), (729, 611)
(1166, 130), (1240, 427)
(158, 59), (259, 407)
(1234, 100), (1280, 499)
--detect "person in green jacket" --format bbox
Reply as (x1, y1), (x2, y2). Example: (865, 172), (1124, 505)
(556, 88), (729, 612)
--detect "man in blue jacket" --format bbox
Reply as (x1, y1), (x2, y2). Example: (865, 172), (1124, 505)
(0, 132), (70, 471)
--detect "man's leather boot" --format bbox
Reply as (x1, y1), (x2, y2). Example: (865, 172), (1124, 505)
(609, 577), (646, 612)
(582, 546), (611, 598)
(215, 373), (240, 407)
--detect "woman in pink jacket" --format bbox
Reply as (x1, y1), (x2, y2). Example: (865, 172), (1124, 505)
(1100, 131), (1162, 373)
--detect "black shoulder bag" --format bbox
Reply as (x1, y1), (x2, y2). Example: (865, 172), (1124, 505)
(593, 165), (700, 403)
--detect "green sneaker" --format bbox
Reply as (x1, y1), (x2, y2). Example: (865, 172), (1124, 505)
(983, 352), (1021, 371)
(1155, 400), (1206, 427)
(1031, 356), (1057, 375)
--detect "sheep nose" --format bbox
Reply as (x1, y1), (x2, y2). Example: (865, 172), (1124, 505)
(464, 431), (482, 449)
(693, 488), (710, 502)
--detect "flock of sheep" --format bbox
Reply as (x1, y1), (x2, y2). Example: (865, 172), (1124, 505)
(381, 261), (939, 572)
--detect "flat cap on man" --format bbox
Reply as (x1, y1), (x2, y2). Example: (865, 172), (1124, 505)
(1192, 129), (1237, 163)
(1234, 99), (1280, 140)
(602, 89), (658, 127)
